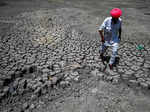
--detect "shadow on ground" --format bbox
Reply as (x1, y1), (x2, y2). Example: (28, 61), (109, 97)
(0, 2), (7, 7)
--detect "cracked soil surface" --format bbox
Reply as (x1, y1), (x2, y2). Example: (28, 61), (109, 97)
(0, 0), (150, 112)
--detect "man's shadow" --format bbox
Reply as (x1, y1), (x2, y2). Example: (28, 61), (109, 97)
(102, 56), (120, 67)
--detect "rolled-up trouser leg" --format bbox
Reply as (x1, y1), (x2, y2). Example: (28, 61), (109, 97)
(109, 43), (119, 65)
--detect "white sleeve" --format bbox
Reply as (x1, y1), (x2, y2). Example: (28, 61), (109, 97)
(119, 18), (122, 29)
(99, 18), (107, 31)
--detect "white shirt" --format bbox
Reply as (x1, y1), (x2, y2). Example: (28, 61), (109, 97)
(99, 17), (122, 44)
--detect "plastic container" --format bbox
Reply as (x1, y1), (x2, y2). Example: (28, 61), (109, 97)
(137, 44), (144, 50)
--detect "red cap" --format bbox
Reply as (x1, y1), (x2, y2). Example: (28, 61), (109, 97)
(110, 8), (122, 18)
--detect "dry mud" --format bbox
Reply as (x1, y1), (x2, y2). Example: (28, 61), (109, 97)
(0, 0), (150, 112)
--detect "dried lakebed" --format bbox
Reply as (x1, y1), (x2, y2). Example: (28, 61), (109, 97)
(0, 9), (150, 112)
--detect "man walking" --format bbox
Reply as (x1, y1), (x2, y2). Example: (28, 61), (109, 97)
(98, 8), (122, 70)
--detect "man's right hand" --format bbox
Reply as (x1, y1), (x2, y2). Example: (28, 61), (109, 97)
(101, 38), (105, 43)
(99, 30), (105, 43)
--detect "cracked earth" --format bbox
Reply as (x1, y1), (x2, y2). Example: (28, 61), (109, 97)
(0, 0), (150, 112)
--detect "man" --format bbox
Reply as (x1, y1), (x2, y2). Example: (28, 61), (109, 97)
(98, 8), (122, 70)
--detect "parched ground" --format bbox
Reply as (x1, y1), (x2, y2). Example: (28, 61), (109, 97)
(0, 0), (150, 112)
